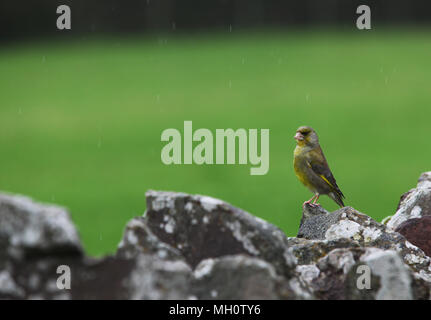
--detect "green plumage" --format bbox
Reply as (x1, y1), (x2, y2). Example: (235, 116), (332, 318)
(293, 126), (345, 207)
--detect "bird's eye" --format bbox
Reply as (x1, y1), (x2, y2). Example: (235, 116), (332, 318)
(301, 131), (309, 136)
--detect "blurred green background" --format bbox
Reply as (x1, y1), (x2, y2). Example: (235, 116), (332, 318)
(1, 29), (430, 256)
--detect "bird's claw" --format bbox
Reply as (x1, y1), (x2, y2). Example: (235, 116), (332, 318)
(303, 201), (321, 208)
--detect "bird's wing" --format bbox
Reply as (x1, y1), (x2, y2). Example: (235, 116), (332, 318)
(307, 147), (344, 198)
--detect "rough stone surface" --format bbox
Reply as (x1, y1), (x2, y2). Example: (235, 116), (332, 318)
(287, 237), (361, 265)
(192, 255), (313, 300)
(141, 190), (294, 277)
(297, 203), (431, 279)
(395, 216), (431, 258)
(2, 172), (431, 300)
(0, 193), (83, 259)
(117, 217), (182, 261)
(295, 247), (430, 300)
(126, 254), (192, 300)
(386, 171), (431, 230)
(381, 172), (431, 258)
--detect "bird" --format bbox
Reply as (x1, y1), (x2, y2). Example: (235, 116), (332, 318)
(293, 126), (345, 207)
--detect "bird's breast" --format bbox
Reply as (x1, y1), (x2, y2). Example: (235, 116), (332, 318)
(293, 146), (314, 190)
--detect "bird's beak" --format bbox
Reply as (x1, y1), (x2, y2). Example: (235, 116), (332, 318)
(294, 132), (304, 141)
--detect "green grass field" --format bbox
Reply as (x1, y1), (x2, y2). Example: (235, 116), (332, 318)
(1, 29), (431, 256)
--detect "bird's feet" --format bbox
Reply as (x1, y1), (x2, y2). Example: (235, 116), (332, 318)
(303, 194), (321, 208)
(303, 200), (320, 208)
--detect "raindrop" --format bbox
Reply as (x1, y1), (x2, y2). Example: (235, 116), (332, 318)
(228, 80), (232, 88)
(229, 25), (232, 32)
(158, 38), (168, 45)
(172, 21), (176, 31)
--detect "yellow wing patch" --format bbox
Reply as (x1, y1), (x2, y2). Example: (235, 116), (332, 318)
(306, 160), (335, 189)
(319, 174), (334, 189)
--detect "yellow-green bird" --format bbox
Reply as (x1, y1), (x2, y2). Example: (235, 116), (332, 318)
(293, 126), (345, 207)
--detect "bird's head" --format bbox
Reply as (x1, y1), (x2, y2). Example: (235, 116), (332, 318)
(294, 126), (319, 147)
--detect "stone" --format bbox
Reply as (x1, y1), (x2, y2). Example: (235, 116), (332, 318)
(2, 172), (431, 300)
(385, 171), (431, 230)
(287, 237), (360, 265)
(395, 216), (431, 258)
(359, 250), (413, 300)
(141, 190), (295, 277)
(192, 255), (313, 300)
(117, 217), (182, 261)
(0, 193), (83, 261)
(302, 248), (430, 300)
(297, 204), (431, 278)
(126, 254), (192, 300)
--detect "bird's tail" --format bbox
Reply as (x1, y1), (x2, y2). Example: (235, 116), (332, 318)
(329, 191), (345, 207)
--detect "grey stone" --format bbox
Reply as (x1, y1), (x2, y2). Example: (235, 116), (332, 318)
(192, 255), (313, 300)
(142, 190), (295, 277)
(0, 193), (83, 259)
(296, 204), (431, 278)
(3, 173), (431, 300)
(359, 250), (413, 300)
(385, 171), (431, 230)
(117, 217), (182, 261)
(305, 248), (430, 300)
(126, 254), (192, 300)
(287, 237), (360, 265)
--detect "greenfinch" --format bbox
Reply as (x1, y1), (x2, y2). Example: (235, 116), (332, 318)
(293, 126), (345, 207)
